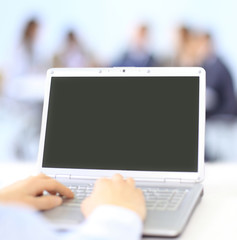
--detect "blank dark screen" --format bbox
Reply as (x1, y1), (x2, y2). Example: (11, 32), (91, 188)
(42, 76), (199, 172)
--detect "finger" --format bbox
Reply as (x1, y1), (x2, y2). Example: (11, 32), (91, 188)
(37, 173), (52, 179)
(112, 174), (124, 181)
(126, 177), (135, 186)
(38, 175), (71, 196)
(28, 195), (63, 210)
(35, 179), (74, 198)
(94, 177), (109, 188)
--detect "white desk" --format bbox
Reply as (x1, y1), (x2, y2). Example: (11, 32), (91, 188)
(0, 162), (237, 239)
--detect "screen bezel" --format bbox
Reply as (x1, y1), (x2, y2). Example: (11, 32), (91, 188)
(37, 67), (205, 182)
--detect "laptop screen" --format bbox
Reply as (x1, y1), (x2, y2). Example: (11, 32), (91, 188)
(42, 76), (199, 172)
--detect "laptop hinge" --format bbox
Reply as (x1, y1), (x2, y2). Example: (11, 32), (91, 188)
(49, 175), (196, 183)
(55, 174), (71, 180)
(180, 179), (197, 183)
(133, 177), (165, 183)
(164, 178), (181, 183)
(70, 175), (98, 180)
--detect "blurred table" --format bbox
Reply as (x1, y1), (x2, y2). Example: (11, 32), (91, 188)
(144, 162), (237, 240)
(0, 161), (237, 239)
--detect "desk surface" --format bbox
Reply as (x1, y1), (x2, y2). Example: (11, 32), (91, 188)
(0, 162), (236, 240)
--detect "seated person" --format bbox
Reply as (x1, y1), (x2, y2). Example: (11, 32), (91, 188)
(196, 33), (237, 119)
(0, 173), (146, 240)
(113, 24), (157, 67)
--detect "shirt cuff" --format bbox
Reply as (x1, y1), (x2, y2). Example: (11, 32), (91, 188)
(76, 205), (143, 240)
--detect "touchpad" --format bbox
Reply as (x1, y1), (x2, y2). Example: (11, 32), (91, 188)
(41, 205), (84, 228)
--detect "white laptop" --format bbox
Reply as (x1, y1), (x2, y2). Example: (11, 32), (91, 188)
(38, 67), (206, 237)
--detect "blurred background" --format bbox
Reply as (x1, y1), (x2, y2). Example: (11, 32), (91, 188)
(1, 0), (237, 163)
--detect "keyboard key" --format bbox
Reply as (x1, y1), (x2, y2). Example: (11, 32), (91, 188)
(65, 184), (188, 211)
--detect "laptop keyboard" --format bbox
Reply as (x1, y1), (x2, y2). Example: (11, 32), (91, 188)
(63, 185), (189, 211)
(143, 187), (188, 211)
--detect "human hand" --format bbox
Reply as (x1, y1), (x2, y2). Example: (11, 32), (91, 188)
(81, 174), (146, 221)
(0, 173), (74, 210)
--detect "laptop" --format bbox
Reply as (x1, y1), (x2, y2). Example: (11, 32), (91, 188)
(37, 67), (206, 237)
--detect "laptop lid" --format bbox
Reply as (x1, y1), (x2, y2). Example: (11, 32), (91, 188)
(38, 67), (205, 182)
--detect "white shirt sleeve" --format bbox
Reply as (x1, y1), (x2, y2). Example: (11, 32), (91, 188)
(0, 204), (143, 240)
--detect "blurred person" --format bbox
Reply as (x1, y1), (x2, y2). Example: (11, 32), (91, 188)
(113, 24), (158, 67)
(53, 30), (95, 68)
(0, 173), (145, 240)
(4, 17), (47, 97)
(172, 25), (198, 66)
(6, 18), (47, 80)
(196, 33), (237, 118)
(3, 18), (47, 161)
